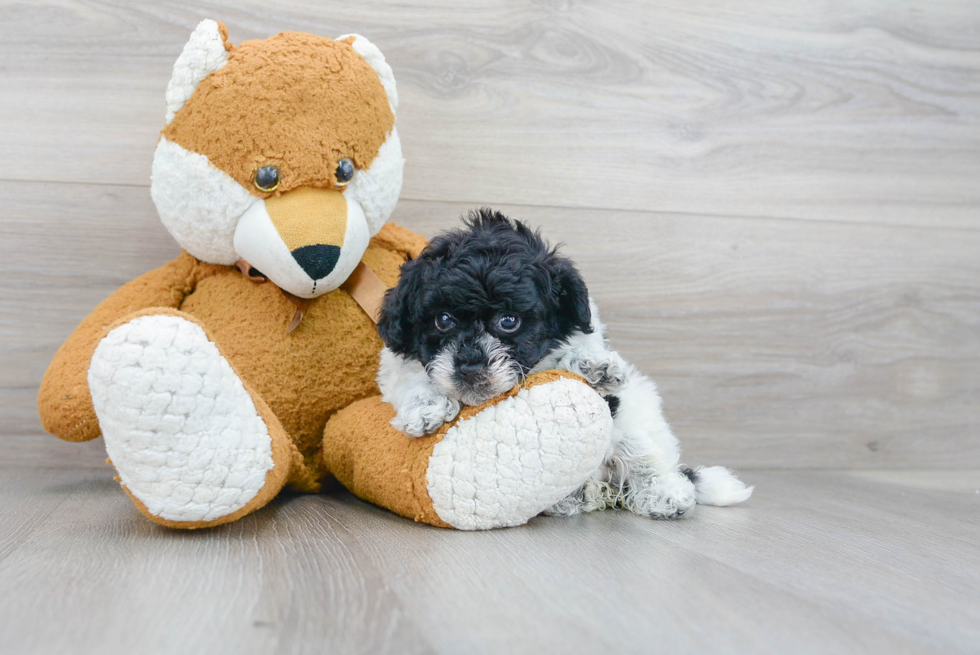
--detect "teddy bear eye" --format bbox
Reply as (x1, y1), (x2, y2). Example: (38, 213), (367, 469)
(254, 165), (280, 192)
(335, 158), (355, 186)
(435, 312), (457, 332)
(497, 315), (521, 333)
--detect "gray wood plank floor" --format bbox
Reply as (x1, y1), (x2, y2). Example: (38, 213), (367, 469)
(1, 465), (978, 655)
(1, 1), (978, 653)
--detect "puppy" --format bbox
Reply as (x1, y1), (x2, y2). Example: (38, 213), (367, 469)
(376, 209), (753, 518)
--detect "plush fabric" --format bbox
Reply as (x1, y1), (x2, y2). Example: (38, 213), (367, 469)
(162, 32), (394, 195)
(343, 126), (404, 234)
(427, 375), (612, 529)
(151, 137), (256, 264)
(41, 227), (415, 466)
(321, 370), (610, 529)
(164, 19), (232, 124)
(36, 21), (613, 530)
(90, 311), (287, 525)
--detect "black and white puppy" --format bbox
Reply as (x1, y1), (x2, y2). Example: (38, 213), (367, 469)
(376, 209), (752, 518)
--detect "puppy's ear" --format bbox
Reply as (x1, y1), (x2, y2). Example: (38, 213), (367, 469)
(377, 261), (421, 355)
(551, 258), (593, 335)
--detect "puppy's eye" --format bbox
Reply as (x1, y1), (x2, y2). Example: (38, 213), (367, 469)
(435, 312), (457, 332)
(254, 165), (280, 192)
(335, 158), (355, 186)
(497, 315), (521, 333)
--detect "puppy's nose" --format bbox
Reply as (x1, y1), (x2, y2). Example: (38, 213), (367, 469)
(291, 244), (340, 280)
(458, 362), (486, 379)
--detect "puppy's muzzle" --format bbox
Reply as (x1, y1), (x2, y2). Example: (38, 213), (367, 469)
(457, 361), (487, 384)
(455, 345), (490, 383)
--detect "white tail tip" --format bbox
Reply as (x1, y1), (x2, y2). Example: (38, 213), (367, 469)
(693, 466), (754, 506)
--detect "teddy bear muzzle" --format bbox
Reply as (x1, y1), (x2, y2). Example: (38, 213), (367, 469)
(233, 186), (370, 298)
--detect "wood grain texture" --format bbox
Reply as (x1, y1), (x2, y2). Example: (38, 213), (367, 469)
(1, 466), (978, 654)
(0, 0), (978, 227)
(3, 3), (980, 653)
(3, 181), (977, 468)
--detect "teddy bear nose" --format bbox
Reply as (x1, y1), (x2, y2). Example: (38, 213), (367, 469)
(291, 244), (340, 280)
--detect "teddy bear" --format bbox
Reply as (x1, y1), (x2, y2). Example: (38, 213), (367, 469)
(37, 20), (613, 531)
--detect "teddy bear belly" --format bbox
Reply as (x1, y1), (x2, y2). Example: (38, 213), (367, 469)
(177, 270), (384, 463)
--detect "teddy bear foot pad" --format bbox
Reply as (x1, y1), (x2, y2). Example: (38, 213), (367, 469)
(88, 313), (282, 525)
(426, 378), (613, 530)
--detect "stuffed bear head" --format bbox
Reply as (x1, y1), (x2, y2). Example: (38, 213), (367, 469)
(151, 19), (403, 298)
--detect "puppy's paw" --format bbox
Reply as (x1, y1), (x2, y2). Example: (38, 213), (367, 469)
(544, 478), (611, 517)
(391, 393), (461, 438)
(627, 471), (697, 519)
(574, 352), (628, 395)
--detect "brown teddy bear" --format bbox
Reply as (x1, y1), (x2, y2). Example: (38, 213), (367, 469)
(37, 20), (612, 530)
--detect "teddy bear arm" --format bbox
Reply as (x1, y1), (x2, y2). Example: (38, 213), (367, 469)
(321, 371), (614, 530)
(37, 253), (201, 442)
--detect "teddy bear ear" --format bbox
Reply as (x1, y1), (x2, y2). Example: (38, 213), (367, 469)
(339, 34), (399, 112)
(165, 19), (232, 124)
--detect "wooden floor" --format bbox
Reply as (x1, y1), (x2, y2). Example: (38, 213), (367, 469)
(1, 463), (978, 654)
(1, 1), (979, 653)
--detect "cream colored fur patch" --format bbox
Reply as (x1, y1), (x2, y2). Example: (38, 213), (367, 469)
(427, 378), (612, 530)
(89, 315), (275, 523)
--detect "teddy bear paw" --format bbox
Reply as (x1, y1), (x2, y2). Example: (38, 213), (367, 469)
(425, 376), (613, 530)
(88, 313), (278, 524)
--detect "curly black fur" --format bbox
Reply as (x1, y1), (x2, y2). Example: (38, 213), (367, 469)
(377, 208), (592, 373)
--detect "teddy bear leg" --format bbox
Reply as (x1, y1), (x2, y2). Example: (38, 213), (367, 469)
(88, 310), (294, 529)
(321, 371), (613, 530)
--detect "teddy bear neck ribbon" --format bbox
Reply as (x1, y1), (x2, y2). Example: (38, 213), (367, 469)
(235, 259), (387, 334)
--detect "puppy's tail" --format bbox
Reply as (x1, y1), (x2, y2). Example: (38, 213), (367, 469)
(684, 466), (754, 506)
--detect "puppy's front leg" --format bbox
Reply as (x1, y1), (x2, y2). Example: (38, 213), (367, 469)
(532, 299), (627, 395)
(610, 369), (697, 518)
(572, 350), (628, 396)
(377, 347), (460, 437)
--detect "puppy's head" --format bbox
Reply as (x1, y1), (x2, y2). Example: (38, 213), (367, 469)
(378, 208), (592, 406)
